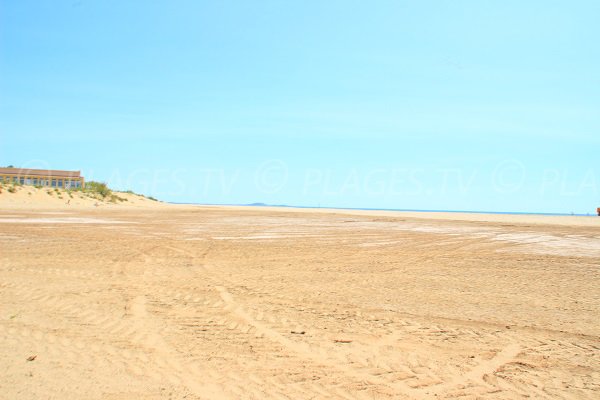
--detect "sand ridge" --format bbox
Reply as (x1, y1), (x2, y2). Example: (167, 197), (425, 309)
(0, 184), (164, 210)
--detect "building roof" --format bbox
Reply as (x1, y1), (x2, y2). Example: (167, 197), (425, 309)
(0, 168), (82, 178)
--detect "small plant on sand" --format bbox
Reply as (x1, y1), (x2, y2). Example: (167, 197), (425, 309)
(84, 181), (112, 198)
(8, 186), (16, 193)
(108, 194), (127, 203)
(46, 190), (53, 196)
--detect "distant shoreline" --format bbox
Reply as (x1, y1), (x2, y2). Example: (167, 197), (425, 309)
(169, 202), (597, 218)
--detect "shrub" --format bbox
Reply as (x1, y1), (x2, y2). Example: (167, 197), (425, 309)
(109, 194), (127, 203)
(8, 186), (16, 193)
(84, 181), (111, 198)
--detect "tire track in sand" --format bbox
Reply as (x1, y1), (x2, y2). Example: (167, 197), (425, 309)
(213, 284), (540, 399)
(128, 294), (230, 400)
(214, 285), (425, 399)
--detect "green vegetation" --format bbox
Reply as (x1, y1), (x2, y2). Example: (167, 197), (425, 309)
(109, 194), (127, 203)
(79, 181), (126, 203)
(76, 181), (137, 203)
(125, 189), (158, 201)
(116, 188), (159, 202)
(83, 181), (112, 198)
(0, 182), (16, 194)
(0, 178), (158, 203)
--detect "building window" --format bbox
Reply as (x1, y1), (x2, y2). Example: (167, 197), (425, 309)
(51, 180), (56, 187)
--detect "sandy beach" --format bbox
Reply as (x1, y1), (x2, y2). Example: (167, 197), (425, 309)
(1, 200), (599, 399)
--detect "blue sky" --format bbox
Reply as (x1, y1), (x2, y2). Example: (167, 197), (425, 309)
(1, 1), (599, 213)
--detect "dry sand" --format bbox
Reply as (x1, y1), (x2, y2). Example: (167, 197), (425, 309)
(0, 184), (163, 210)
(1, 194), (599, 399)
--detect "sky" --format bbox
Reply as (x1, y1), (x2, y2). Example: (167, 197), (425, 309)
(1, 0), (599, 214)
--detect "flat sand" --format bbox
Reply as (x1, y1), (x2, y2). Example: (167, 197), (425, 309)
(1, 202), (599, 399)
